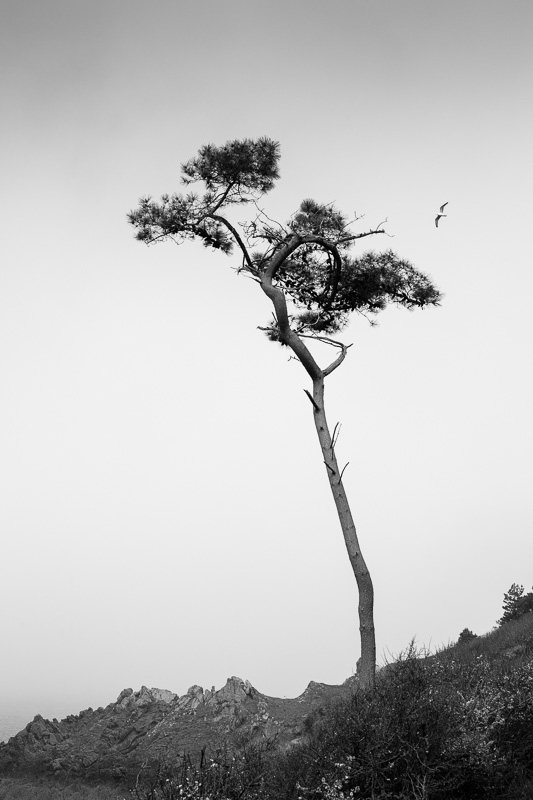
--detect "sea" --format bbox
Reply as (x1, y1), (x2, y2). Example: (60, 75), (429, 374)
(0, 700), (83, 744)
(0, 711), (29, 744)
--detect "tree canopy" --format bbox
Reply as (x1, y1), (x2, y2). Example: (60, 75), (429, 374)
(128, 137), (441, 342)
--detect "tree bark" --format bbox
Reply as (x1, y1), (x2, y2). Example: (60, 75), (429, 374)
(311, 376), (376, 690)
(260, 265), (376, 690)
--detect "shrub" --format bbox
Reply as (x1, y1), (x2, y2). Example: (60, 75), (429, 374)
(457, 628), (477, 644)
(499, 584), (533, 626)
(266, 644), (533, 800)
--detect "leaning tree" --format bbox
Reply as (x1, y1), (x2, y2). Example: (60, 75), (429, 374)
(128, 137), (441, 689)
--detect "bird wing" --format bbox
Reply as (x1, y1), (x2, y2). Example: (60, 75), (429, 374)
(440, 202), (448, 212)
(435, 215), (440, 227)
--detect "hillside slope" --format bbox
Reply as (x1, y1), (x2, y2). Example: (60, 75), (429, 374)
(0, 675), (355, 781)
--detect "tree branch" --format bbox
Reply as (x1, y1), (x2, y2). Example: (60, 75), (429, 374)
(262, 234), (302, 283)
(260, 240), (324, 382)
(262, 232), (344, 309)
(209, 213), (255, 272)
(322, 342), (351, 377)
(211, 183), (236, 214)
(146, 233), (171, 245)
(338, 462), (350, 483)
(298, 236), (343, 308)
(252, 201), (289, 236)
(332, 422), (342, 450)
(303, 388), (320, 412)
(299, 333), (347, 349)
(338, 226), (387, 244)
(298, 333), (352, 377)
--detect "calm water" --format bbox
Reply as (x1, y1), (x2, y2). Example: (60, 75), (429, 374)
(0, 700), (83, 744)
(0, 711), (31, 743)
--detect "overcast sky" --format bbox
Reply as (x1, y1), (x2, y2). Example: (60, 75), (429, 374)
(1, 0), (532, 736)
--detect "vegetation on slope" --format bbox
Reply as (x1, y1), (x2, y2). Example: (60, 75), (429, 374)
(0, 776), (124, 800)
(131, 590), (533, 800)
(2, 586), (533, 799)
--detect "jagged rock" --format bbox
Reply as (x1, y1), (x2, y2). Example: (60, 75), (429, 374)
(0, 676), (355, 781)
(215, 676), (254, 703)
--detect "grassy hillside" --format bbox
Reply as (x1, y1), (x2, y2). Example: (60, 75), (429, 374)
(2, 612), (533, 799)
(0, 776), (124, 800)
(132, 612), (533, 800)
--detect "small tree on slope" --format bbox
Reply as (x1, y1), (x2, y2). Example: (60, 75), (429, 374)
(128, 138), (441, 690)
(499, 583), (533, 625)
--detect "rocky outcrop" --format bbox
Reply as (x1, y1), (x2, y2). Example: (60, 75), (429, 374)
(0, 676), (355, 781)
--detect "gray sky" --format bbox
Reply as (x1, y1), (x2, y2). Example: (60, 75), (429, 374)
(1, 0), (532, 728)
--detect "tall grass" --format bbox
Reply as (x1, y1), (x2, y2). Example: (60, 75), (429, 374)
(132, 618), (533, 800)
(0, 776), (125, 800)
(4, 614), (533, 800)
(446, 610), (533, 665)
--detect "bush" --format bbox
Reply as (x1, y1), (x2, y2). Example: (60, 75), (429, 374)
(457, 628), (477, 644)
(131, 739), (275, 800)
(262, 644), (533, 800)
(0, 776), (124, 800)
(126, 632), (533, 800)
(499, 584), (533, 626)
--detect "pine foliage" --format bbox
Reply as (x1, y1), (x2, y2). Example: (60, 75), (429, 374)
(499, 583), (533, 626)
(128, 137), (441, 337)
(457, 627), (477, 644)
(181, 137), (280, 196)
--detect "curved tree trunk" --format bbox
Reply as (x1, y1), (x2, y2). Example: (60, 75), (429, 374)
(311, 376), (376, 690)
(261, 266), (376, 690)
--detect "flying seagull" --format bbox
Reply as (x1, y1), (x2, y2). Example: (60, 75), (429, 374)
(435, 201), (448, 227)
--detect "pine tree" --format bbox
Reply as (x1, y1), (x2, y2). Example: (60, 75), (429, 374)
(457, 628), (477, 644)
(128, 138), (441, 690)
(498, 583), (533, 625)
